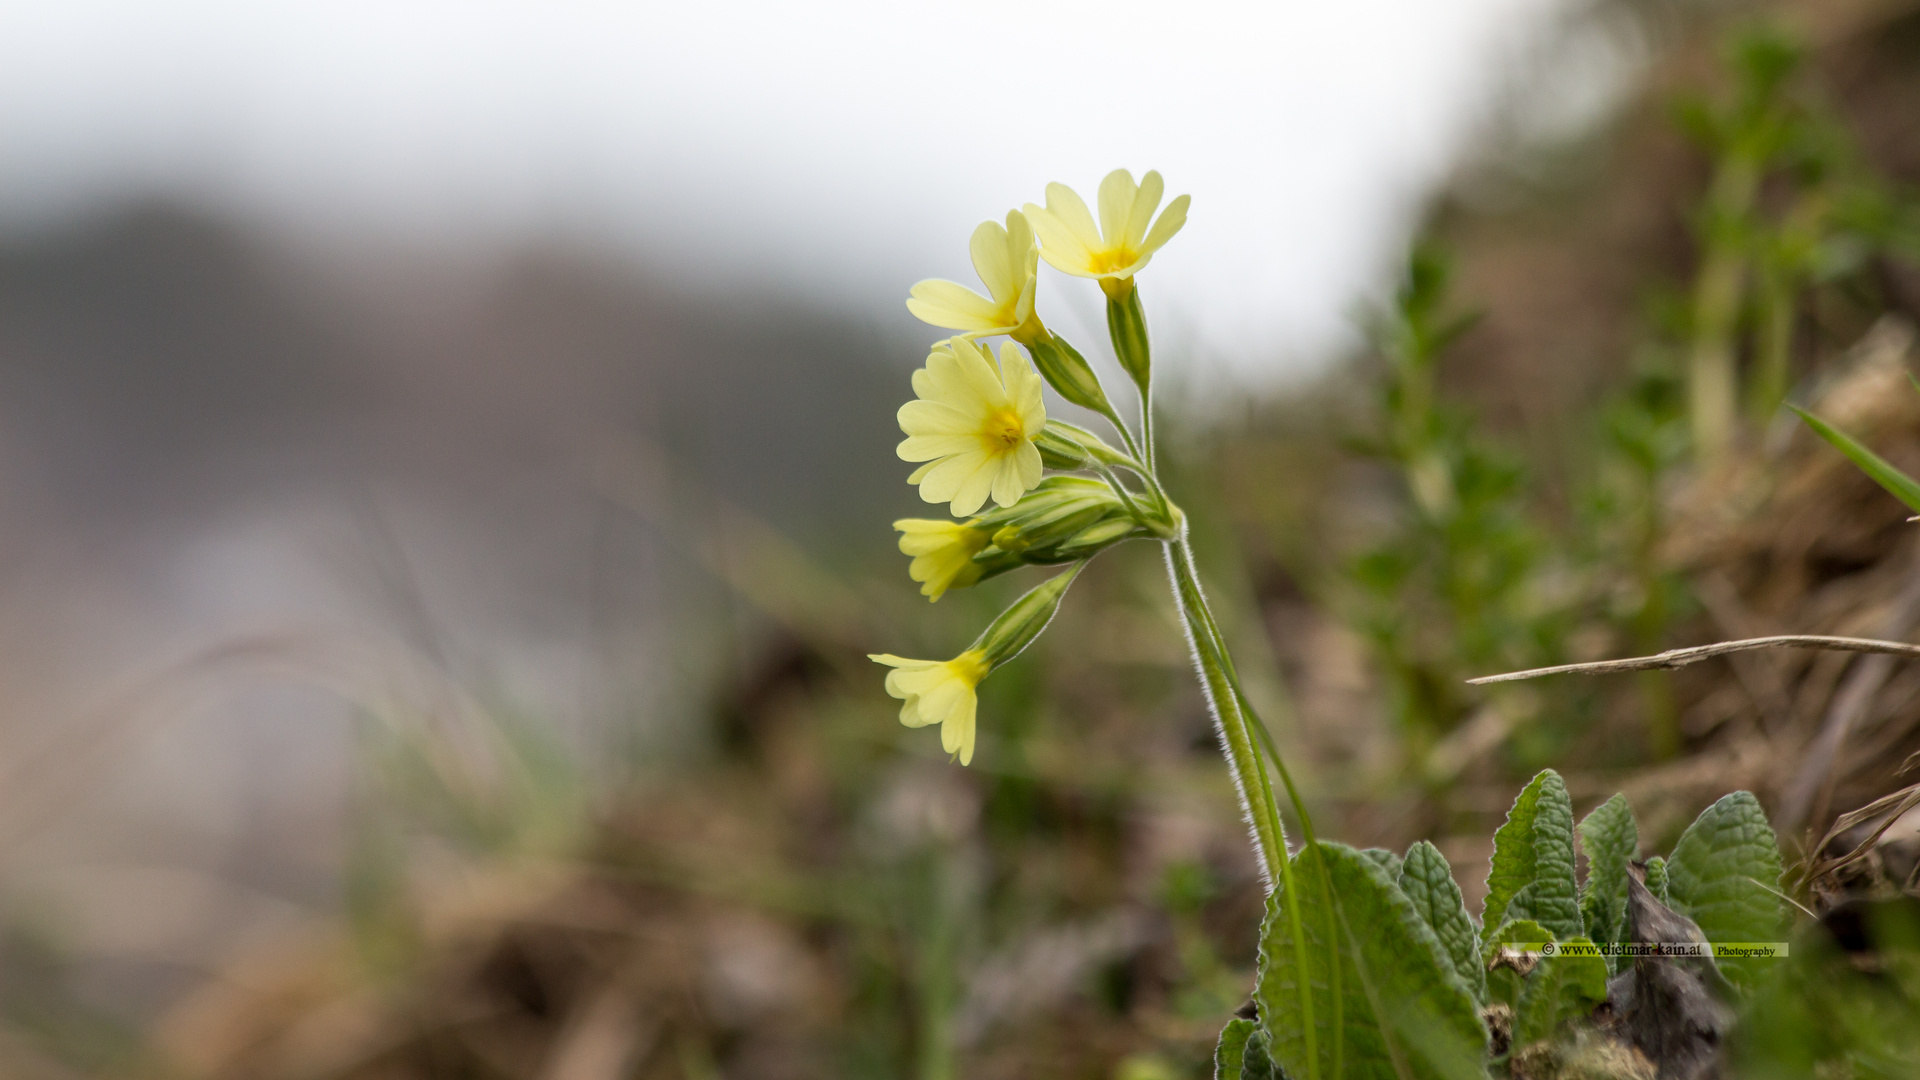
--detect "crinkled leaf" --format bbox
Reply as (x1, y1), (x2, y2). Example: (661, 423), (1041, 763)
(1791, 404), (1920, 515)
(1484, 770), (1582, 943)
(1514, 938), (1609, 1046)
(1644, 856), (1669, 903)
(1578, 794), (1639, 962)
(1665, 791), (1785, 990)
(1485, 919), (1551, 1011)
(1215, 1017), (1260, 1080)
(1257, 842), (1488, 1080)
(1398, 840), (1485, 1004)
(1241, 1026), (1282, 1080)
(1363, 847), (1405, 881)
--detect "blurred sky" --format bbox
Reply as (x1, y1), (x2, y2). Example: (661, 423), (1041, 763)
(0, 0), (1594, 381)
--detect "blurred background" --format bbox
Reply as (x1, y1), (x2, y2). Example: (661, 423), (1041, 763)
(0, 0), (1918, 1077)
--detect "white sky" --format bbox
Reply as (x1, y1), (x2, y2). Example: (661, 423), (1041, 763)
(0, 0), (1580, 379)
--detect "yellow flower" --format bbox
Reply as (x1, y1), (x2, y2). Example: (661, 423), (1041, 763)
(895, 518), (990, 601)
(870, 650), (991, 765)
(898, 337), (1046, 516)
(906, 212), (1038, 338)
(1023, 169), (1189, 292)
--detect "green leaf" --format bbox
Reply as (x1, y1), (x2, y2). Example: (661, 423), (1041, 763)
(1398, 840), (1485, 1004)
(1577, 794), (1639, 959)
(1790, 404), (1920, 515)
(1483, 770), (1582, 944)
(1514, 939), (1609, 1046)
(1644, 856), (1669, 903)
(1240, 1027), (1281, 1080)
(1215, 1017), (1258, 1080)
(1484, 919), (1551, 1011)
(1256, 842), (1488, 1080)
(1665, 791), (1786, 990)
(1363, 847), (1405, 881)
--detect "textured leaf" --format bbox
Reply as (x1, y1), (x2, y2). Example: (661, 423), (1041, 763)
(1215, 1017), (1257, 1080)
(1513, 938), (1609, 1046)
(1363, 847), (1405, 881)
(1577, 794), (1639, 960)
(1483, 770), (1582, 943)
(1240, 1027), (1281, 1080)
(1665, 791), (1785, 989)
(1791, 404), (1920, 514)
(1257, 843), (1488, 1080)
(1398, 840), (1485, 1004)
(1643, 855), (1669, 903)
(1484, 919), (1551, 1011)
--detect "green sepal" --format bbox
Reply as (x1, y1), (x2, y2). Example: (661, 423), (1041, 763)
(1664, 791), (1786, 990)
(1024, 331), (1112, 415)
(1215, 1017), (1256, 1080)
(1577, 794), (1639, 967)
(1398, 840), (1486, 1004)
(1513, 938), (1609, 1047)
(1106, 280), (1152, 390)
(1255, 842), (1488, 1080)
(1790, 404), (1920, 515)
(971, 562), (1082, 667)
(1483, 770), (1582, 944)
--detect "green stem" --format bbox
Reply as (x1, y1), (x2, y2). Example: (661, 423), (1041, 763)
(1168, 536), (1332, 1080)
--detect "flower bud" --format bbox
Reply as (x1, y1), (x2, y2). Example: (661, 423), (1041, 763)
(972, 562), (1083, 667)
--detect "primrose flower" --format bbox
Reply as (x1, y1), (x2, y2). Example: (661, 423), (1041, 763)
(895, 518), (991, 601)
(898, 337), (1046, 516)
(870, 650), (990, 765)
(906, 212), (1039, 338)
(1023, 169), (1189, 294)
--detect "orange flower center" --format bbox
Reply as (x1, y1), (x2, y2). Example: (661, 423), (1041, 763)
(984, 408), (1026, 450)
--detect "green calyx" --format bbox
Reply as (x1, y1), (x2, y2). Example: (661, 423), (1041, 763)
(1105, 278), (1151, 391)
(971, 562), (1083, 667)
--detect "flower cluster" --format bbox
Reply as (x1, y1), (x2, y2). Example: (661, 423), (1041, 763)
(874, 170), (1189, 765)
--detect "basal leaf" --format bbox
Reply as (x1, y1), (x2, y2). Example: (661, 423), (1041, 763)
(1513, 938), (1609, 1047)
(1399, 840), (1485, 1004)
(1577, 794), (1639, 963)
(1484, 770), (1582, 943)
(1791, 404), (1920, 515)
(1484, 919), (1551, 1011)
(1665, 791), (1785, 990)
(1363, 847), (1405, 881)
(1215, 1017), (1258, 1080)
(1644, 855), (1669, 903)
(1257, 842), (1488, 1080)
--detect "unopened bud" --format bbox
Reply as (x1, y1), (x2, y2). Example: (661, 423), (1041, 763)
(1105, 278), (1151, 391)
(1023, 331), (1112, 415)
(972, 562), (1083, 667)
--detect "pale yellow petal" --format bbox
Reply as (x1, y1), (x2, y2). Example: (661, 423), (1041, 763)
(925, 339), (999, 415)
(1024, 204), (1095, 277)
(989, 455), (1029, 509)
(1140, 193), (1190, 257)
(898, 400), (977, 441)
(953, 693), (977, 765)
(918, 451), (989, 505)
(1097, 169), (1139, 247)
(1126, 170), (1165, 249)
(898, 433), (982, 460)
(1013, 439), (1043, 491)
(907, 279), (1005, 330)
(948, 459), (998, 516)
(999, 343), (1046, 428)
(870, 652), (934, 670)
(969, 219), (1018, 306)
(907, 460), (937, 484)
(911, 367), (932, 398)
(951, 337), (1014, 409)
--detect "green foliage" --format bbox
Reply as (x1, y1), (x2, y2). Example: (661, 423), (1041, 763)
(1730, 900), (1920, 1078)
(1344, 247), (1570, 757)
(1362, 847), (1405, 880)
(1483, 769), (1582, 944)
(1644, 855), (1670, 904)
(1255, 842), (1487, 1080)
(1577, 794), (1639, 961)
(1485, 919), (1552, 1012)
(1514, 940), (1609, 1047)
(1398, 840), (1485, 1005)
(1665, 791), (1786, 990)
(1791, 404), (1920, 515)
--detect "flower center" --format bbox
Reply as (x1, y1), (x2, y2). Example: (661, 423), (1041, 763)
(983, 408), (1026, 450)
(1089, 247), (1137, 274)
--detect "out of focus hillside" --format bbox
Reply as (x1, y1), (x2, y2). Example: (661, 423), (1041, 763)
(2, 1), (1920, 1078)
